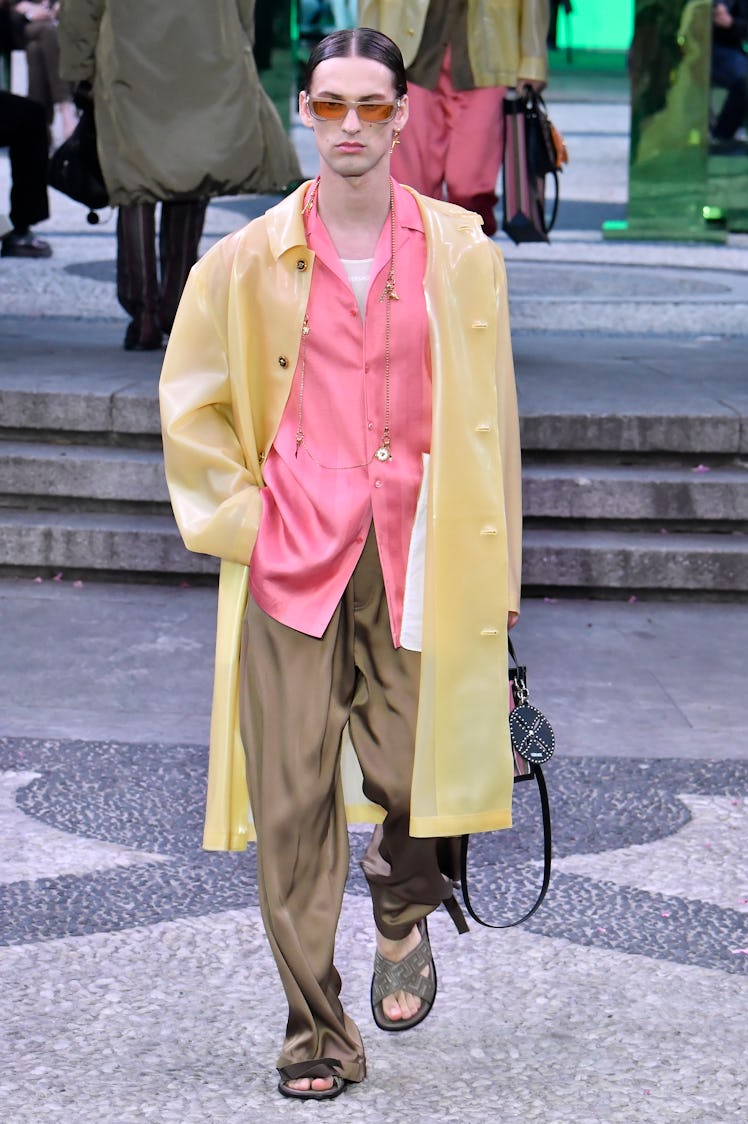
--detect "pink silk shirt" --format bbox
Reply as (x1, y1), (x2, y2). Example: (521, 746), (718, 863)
(249, 180), (431, 644)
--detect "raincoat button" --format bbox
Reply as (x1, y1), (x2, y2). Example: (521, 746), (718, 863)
(278, 356), (288, 368)
(374, 480), (383, 489)
(296, 259), (307, 271)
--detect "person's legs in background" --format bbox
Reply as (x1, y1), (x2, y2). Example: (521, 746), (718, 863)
(158, 199), (208, 334)
(390, 48), (505, 236)
(711, 43), (748, 141)
(390, 76), (449, 197)
(0, 90), (52, 258)
(116, 203), (163, 351)
(24, 22), (76, 141)
(442, 83), (505, 237)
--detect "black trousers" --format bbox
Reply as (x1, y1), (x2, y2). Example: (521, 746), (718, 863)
(0, 90), (49, 231)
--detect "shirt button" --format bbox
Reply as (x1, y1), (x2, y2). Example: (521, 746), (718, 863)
(374, 480), (383, 489)
(296, 259), (307, 271)
(367, 422), (374, 430)
(278, 356), (288, 368)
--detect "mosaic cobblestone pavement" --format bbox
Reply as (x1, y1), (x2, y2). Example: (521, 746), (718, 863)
(1, 737), (746, 1123)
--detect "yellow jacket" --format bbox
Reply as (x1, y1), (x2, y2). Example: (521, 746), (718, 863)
(159, 184), (522, 850)
(359, 0), (549, 87)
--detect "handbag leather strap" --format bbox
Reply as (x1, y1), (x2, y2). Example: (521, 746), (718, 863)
(459, 760), (552, 929)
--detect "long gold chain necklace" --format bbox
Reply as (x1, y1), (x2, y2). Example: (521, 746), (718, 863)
(295, 178), (399, 469)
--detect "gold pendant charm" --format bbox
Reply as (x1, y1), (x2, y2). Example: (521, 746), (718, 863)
(375, 445), (392, 462)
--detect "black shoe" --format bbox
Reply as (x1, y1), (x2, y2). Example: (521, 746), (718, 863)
(123, 318), (163, 351)
(1, 228), (53, 258)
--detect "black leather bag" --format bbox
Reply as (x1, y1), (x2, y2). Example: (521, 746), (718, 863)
(48, 105), (108, 224)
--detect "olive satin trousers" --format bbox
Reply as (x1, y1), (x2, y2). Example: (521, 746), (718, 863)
(238, 525), (453, 1081)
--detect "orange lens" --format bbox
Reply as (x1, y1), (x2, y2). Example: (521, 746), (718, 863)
(309, 100), (349, 120)
(356, 102), (397, 123)
(308, 99), (397, 123)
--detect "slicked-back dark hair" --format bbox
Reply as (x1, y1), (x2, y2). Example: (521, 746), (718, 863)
(303, 28), (407, 99)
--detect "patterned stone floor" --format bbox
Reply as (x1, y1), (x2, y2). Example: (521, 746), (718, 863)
(1, 731), (746, 1122)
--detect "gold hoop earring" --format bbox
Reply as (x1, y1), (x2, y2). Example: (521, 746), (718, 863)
(390, 130), (401, 154)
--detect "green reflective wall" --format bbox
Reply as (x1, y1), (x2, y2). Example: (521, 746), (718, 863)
(605, 0), (726, 242)
(555, 1), (634, 51)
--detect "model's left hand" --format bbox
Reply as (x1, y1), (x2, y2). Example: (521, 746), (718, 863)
(507, 612), (519, 631)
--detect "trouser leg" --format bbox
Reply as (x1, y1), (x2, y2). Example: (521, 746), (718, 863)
(116, 203), (162, 345)
(0, 92), (49, 230)
(158, 199), (208, 333)
(711, 46), (748, 140)
(390, 78), (449, 198)
(443, 84), (505, 237)
(238, 591), (366, 1083)
(349, 527), (455, 940)
(24, 24), (72, 124)
(392, 48), (504, 235)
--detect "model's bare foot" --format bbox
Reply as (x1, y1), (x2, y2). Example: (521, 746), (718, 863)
(375, 923), (430, 1022)
(285, 1076), (335, 1093)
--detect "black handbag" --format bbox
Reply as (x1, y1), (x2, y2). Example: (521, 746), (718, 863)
(501, 86), (567, 245)
(48, 104), (109, 224)
(458, 637), (555, 928)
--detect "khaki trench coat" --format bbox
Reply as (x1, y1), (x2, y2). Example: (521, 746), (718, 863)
(159, 184), (522, 851)
(57, 0), (300, 205)
(359, 0), (549, 87)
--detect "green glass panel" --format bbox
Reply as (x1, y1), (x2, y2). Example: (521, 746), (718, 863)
(555, 0), (634, 51)
(604, 0), (726, 242)
(707, 153), (748, 232)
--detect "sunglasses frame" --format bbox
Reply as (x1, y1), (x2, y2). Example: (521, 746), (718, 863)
(304, 95), (402, 125)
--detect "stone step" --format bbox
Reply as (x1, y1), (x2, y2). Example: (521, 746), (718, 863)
(5, 442), (747, 526)
(522, 462), (748, 522)
(519, 411), (744, 455)
(0, 509), (217, 576)
(0, 385), (159, 437)
(0, 441), (169, 504)
(1, 509), (745, 591)
(1, 380), (744, 455)
(522, 528), (748, 592)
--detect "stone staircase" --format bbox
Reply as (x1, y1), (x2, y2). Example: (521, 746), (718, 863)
(0, 374), (216, 581)
(1, 349), (747, 594)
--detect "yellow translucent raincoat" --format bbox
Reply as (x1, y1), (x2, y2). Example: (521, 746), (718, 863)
(159, 184), (522, 851)
(359, 0), (550, 87)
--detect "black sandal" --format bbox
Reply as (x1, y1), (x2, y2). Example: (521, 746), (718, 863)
(371, 918), (437, 1032)
(277, 1057), (347, 1101)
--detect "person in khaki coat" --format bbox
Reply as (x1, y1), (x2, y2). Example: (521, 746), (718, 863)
(58, 0), (300, 351)
(160, 27), (521, 1103)
(359, 0), (549, 234)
